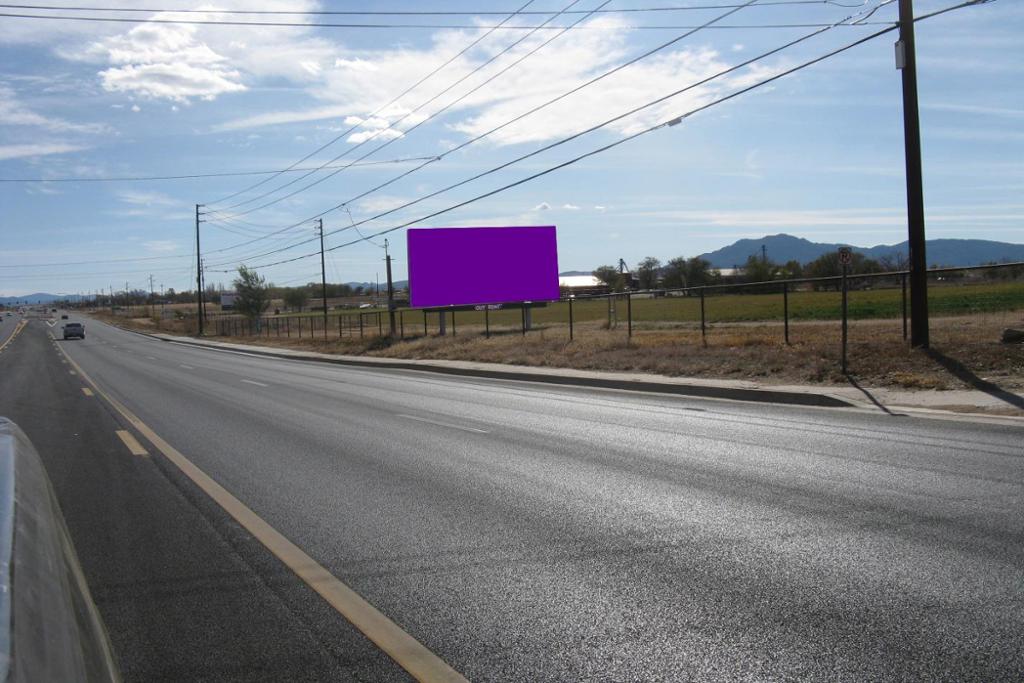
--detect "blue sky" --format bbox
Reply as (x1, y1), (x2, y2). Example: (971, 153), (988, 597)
(1, 0), (1021, 297)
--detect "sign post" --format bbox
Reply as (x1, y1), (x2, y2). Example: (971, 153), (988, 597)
(838, 247), (852, 374)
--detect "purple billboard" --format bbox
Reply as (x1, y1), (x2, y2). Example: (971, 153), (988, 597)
(408, 226), (559, 308)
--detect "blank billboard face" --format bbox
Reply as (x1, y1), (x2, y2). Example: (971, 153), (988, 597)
(408, 226), (559, 308)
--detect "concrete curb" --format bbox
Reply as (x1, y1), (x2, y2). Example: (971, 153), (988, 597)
(142, 332), (854, 409)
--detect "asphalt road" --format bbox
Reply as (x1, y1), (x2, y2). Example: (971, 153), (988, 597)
(2, 314), (1022, 681)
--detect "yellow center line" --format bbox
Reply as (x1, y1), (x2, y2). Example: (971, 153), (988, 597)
(53, 339), (467, 682)
(0, 320), (27, 352)
(82, 387), (94, 396)
(115, 430), (148, 457)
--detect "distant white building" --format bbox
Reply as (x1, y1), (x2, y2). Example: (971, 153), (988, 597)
(558, 275), (602, 289)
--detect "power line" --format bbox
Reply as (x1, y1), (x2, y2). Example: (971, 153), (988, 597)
(228, 0), (982, 273)
(0, 254), (188, 268)
(205, 1), (538, 207)
(204, 0), (774, 263)
(0, 156), (439, 183)
(212, 0), (589, 216)
(0, 2), (877, 16)
(0, 11), (894, 29)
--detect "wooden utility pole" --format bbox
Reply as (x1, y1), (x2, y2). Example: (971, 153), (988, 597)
(195, 204), (204, 336)
(317, 218), (328, 339)
(897, 0), (929, 347)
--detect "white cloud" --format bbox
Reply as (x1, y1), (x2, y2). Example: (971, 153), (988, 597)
(144, 240), (179, 252)
(562, 203), (580, 210)
(116, 189), (177, 206)
(594, 205), (607, 212)
(0, 85), (107, 133)
(355, 195), (413, 214)
(131, 104), (141, 112)
(532, 202), (551, 211)
(0, 142), (88, 160)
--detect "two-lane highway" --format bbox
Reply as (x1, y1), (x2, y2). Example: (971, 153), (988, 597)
(2, 314), (1023, 680)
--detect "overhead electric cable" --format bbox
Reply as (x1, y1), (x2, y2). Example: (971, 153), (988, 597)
(222, 0), (982, 273)
(205, 0), (537, 207)
(0, 2), (875, 16)
(204, 0), (769, 263)
(0, 12), (894, 29)
(0, 156), (439, 183)
(214, 0), (588, 216)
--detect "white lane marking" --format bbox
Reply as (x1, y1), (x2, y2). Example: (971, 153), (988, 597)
(146, 356), (157, 360)
(179, 364), (194, 370)
(240, 379), (268, 387)
(396, 414), (489, 434)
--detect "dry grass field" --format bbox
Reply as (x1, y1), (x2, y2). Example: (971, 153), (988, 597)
(89, 280), (1024, 393)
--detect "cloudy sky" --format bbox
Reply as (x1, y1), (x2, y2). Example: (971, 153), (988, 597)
(0, 0), (1021, 297)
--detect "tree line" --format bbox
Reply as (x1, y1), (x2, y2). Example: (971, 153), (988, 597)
(591, 251), (917, 292)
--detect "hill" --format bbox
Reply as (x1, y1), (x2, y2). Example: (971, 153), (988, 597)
(697, 234), (1024, 268)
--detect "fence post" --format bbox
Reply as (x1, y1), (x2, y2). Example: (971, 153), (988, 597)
(521, 304), (527, 336)
(452, 310), (456, 337)
(400, 311), (405, 339)
(338, 315), (342, 338)
(568, 298), (574, 341)
(485, 306), (490, 339)
(627, 293), (632, 338)
(423, 310), (428, 336)
(378, 311), (383, 337)
(700, 287), (706, 346)
(901, 272), (908, 341)
(359, 313), (364, 338)
(265, 318), (270, 337)
(783, 282), (790, 345)
(841, 263), (849, 374)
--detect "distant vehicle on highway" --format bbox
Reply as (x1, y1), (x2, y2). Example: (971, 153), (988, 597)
(62, 322), (85, 340)
(61, 314), (68, 320)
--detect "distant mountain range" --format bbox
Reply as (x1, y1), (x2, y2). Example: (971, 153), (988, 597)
(5, 235), (1020, 303)
(696, 234), (1024, 269)
(0, 292), (84, 305)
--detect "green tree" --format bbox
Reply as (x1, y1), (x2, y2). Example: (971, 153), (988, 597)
(662, 257), (687, 289)
(635, 257), (661, 290)
(593, 265), (625, 292)
(283, 287), (309, 312)
(804, 251), (882, 290)
(233, 265), (271, 320)
(779, 260), (804, 279)
(742, 255), (781, 283)
(684, 257), (719, 287)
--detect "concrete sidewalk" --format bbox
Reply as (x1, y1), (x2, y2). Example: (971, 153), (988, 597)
(137, 332), (1024, 422)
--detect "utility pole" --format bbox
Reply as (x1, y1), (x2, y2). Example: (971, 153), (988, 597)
(897, 0), (929, 347)
(195, 204), (204, 336)
(385, 239), (396, 337)
(125, 281), (129, 314)
(109, 286), (114, 314)
(317, 218), (328, 339)
(149, 274), (155, 318)
(761, 244), (767, 264)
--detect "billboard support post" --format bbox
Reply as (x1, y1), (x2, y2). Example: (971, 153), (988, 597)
(568, 299), (574, 341)
(521, 305), (526, 336)
(783, 283), (790, 345)
(485, 307), (490, 339)
(451, 310), (456, 337)
(627, 293), (632, 338)
(438, 311), (446, 336)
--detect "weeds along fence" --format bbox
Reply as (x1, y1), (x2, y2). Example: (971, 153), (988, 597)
(208, 261), (1024, 359)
